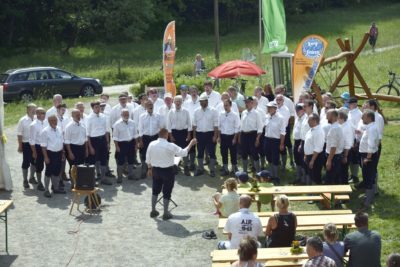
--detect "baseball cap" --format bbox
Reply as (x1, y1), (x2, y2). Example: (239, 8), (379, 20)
(235, 171), (249, 183)
(267, 102), (278, 108)
(340, 92), (350, 100)
(199, 95), (208, 101)
(256, 170), (272, 179)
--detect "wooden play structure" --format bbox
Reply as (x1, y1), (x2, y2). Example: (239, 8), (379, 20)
(311, 33), (400, 105)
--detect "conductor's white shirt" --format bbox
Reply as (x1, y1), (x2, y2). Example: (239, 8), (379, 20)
(146, 138), (189, 168)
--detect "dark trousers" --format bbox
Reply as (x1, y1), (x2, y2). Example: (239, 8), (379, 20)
(360, 152), (378, 189)
(350, 142), (360, 165)
(220, 134), (237, 165)
(140, 134), (158, 160)
(22, 142), (34, 169)
(70, 144), (86, 166)
(34, 144), (45, 172)
(264, 137), (280, 165)
(171, 129), (188, 149)
(305, 153), (324, 184)
(116, 140), (136, 165)
(293, 139), (303, 166)
(280, 123), (292, 155)
(196, 131), (216, 159)
(45, 150), (62, 177)
(241, 131), (259, 161)
(257, 128), (266, 159)
(152, 166), (175, 200)
(325, 154), (343, 185)
(90, 135), (108, 166)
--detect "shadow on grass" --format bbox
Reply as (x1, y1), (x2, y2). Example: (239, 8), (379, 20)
(0, 255), (18, 267)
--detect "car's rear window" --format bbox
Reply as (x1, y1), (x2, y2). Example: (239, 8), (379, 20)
(0, 74), (9, 84)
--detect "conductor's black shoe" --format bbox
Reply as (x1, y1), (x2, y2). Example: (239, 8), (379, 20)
(29, 177), (38, 184)
(194, 169), (204, 176)
(162, 212), (173, 220)
(184, 166), (191, 176)
(23, 180), (29, 189)
(44, 191), (52, 198)
(150, 210), (159, 218)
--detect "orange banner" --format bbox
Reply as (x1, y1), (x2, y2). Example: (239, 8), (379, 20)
(292, 35), (328, 103)
(163, 21), (176, 96)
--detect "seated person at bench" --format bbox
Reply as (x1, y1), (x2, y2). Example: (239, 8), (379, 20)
(255, 170), (274, 212)
(213, 178), (240, 217)
(231, 236), (264, 267)
(323, 223), (345, 267)
(265, 194), (297, 247)
(236, 171), (251, 188)
(218, 195), (263, 250)
(304, 237), (336, 267)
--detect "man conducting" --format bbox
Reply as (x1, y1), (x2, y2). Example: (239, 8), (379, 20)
(146, 128), (197, 220)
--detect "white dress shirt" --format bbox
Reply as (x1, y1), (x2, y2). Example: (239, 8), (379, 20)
(17, 115), (34, 142)
(138, 112), (163, 136)
(219, 111), (240, 135)
(193, 107), (219, 132)
(374, 111), (384, 140)
(320, 107), (328, 126)
(159, 104), (175, 128)
(112, 119), (138, 142)
(304, 125), (325, 155)
(215, 101), (239, 114)
(57, 115), (71, 133)
(166, 108), (192, 132)
(255, 96), (269, 113)
(132, 105), (146, 126)
(45, 106), (69, 119)
(325, 122), (345, 154)
(151, 98), (165, 114)
(355, 120), (366, 142)
(183, 97), (200, 122)
(322, 122), (331, 142)
(300, 114), (310, 141)
(293, 114), (306, 140)
(181, 94), (192, 103)
(264, 113), (286, 139)
(283, 96), (295, 117)
(340, 120), (355, 150)
(64, 121), (87, 145)
(359, 122), (380, 153)
(102, 103), (112, 116)
(348, 108), (362, 130)
(109, 104), (134, 128)
(277, 105), (290, 127)
(146, 138), (189, 167)
(41, 126), (64, 152)
(200, 90), (221, 108)
(29, 119), (47, 145)
(86, 112), (109, 138)
(240, 109), (263, 133)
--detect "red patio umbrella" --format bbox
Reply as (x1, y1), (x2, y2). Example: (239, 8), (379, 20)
(208, 60), (266, 79)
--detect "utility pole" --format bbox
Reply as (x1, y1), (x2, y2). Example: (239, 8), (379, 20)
(214, 0), (220, 64)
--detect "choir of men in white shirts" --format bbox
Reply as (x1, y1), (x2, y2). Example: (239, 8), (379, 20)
(147, 88), (165, 114)
(138, 101), (163, 179)
(109, 94), (134, 128)
(166, 95), (192, 176)
(183, 86), (200, 170)
(292, 104), (306, 184)
(358, 110), (380, 209)
(239, 97), (263, 174)
(158, 93), (175, 127)
(218, 99), (240, 176)
(17, 103), (37, 188)
(45, 94), (69, 119)
(275, 94), (292, 170)
(215, 91), (239, 114)
(29, 107), (47, 191)
(347, 97), (363, 182)
(338, 109), (355, 185)
(192, 95), (219, 177)
(253, 86), (269, 113)
(113, 109), (138, 182)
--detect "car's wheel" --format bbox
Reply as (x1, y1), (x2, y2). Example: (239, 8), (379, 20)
(20, 91), (33, 102)
(81, 84), (95, 97)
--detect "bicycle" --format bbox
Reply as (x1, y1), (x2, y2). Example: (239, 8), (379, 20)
(376, 71), (400, 96)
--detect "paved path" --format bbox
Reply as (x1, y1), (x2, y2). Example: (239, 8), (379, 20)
(0, 124), (222, 266)
(361, 44), (400, 56)
(102, 84), (135, 95)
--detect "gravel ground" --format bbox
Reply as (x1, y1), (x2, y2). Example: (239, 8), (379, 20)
(0, 123), (224, 267)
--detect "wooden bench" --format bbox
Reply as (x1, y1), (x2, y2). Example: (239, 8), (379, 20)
(212, 260), (307, 267)
(256, 209), (352, 217)
(218, 214), (356, 234)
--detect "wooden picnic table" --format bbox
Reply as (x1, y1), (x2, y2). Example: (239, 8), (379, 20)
(225, 185), (352, 209)
(0, 200), (13, 254)
(218, 214), (355, 235)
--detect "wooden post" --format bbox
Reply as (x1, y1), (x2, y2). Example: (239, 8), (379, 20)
(344, 39), (355, 97)
(214, 0), (220, 64)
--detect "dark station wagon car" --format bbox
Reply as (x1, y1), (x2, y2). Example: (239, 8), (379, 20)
(0, 67), (103, 102)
